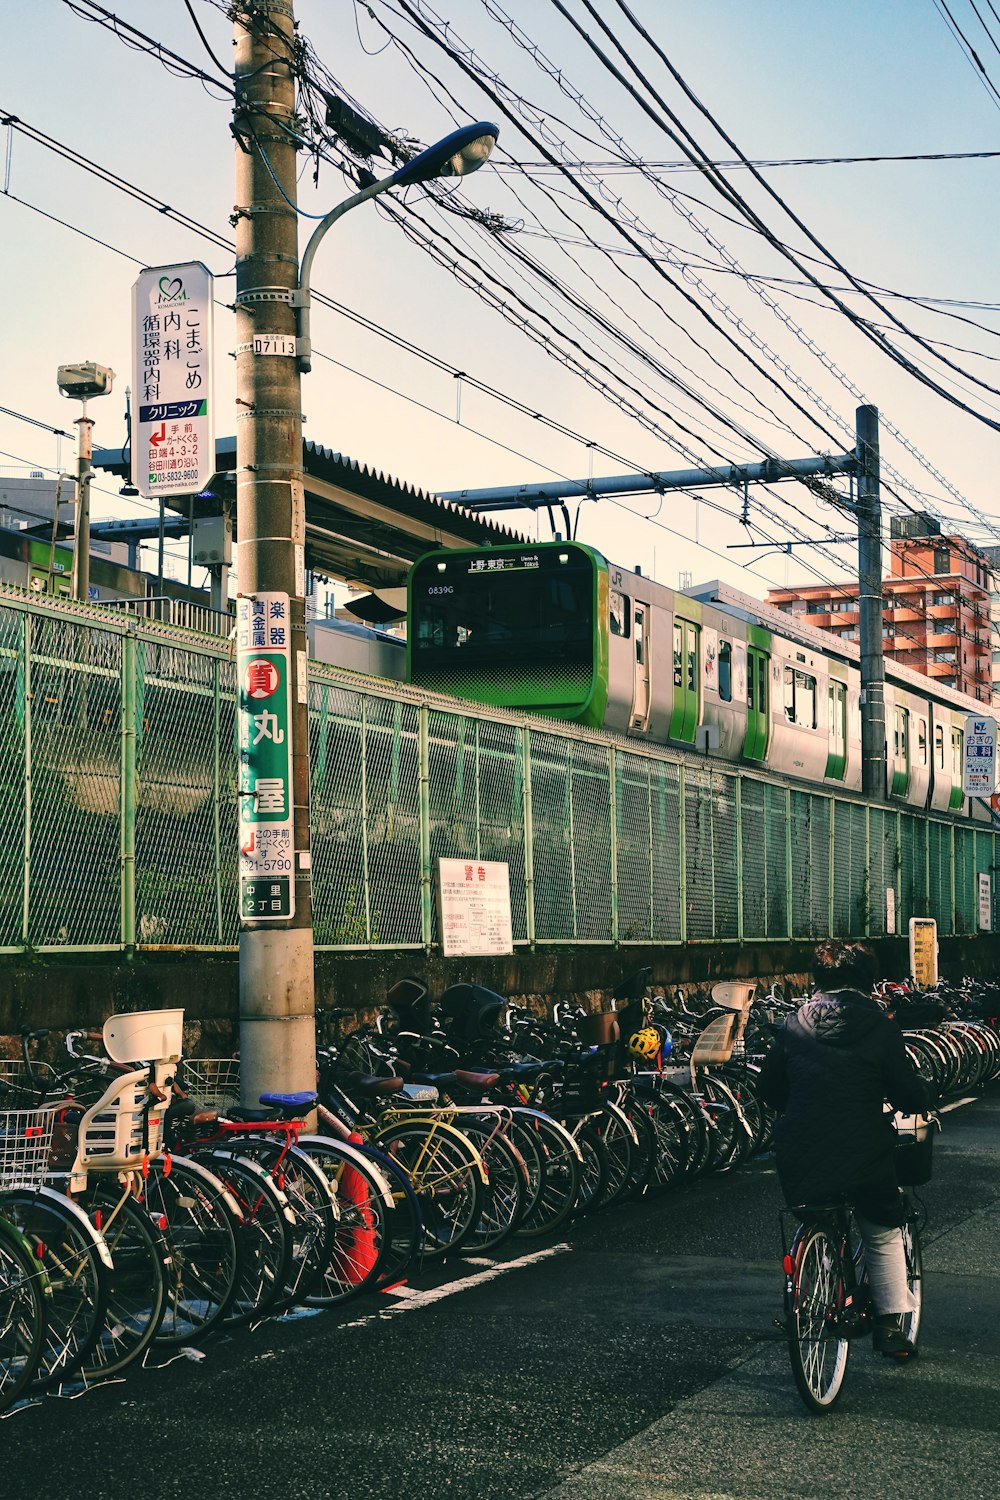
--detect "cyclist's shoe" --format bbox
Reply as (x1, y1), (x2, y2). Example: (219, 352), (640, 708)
(872, 1314), (917, 1359)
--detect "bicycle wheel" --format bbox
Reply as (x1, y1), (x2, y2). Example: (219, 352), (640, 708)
(510, 1110), (582, 1239)
(636, 1090), (689, 1193)
(373, 1119), (484, 1260)
(192, 1149), (295, 1327)
(456, 1123), (527, 1254)
(900, 1217), (923, 1351)
(569, 1115), (608, 1215)
(77, 1185), (168, 1382)
(615, 1091), (658, 1198)
(234, 1138), (338, 1310)
(0, 1216), (46, 1414)
(2, 1186), (110, 1392)
(294, 1136), (395, 1304)
(787, 1224), (850, 1413)
(144, 1157), (244, 1346)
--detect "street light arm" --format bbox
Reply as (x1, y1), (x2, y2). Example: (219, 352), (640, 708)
(297, 172), (398, 374)
(296, 122), (498, 374)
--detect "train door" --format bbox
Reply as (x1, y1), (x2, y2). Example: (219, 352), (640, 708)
(670, 618), (700, 744)
(825, 679), (847, 780)
(744, 645), (770, 761)
(630, 605), (651, 731)
(891, 704), (911, 797)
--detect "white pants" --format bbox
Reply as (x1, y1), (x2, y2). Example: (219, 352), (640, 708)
(855, 1212), (917, 1315)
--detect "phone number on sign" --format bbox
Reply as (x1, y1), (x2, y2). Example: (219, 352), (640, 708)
(149, 469), (201, 486)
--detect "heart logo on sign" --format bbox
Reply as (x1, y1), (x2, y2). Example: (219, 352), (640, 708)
(158, 276), (184, 300)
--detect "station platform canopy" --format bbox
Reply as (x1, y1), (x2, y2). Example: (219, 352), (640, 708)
(93, 437), (528, 592)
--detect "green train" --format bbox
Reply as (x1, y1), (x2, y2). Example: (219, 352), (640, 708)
(408, 539), (985, 817)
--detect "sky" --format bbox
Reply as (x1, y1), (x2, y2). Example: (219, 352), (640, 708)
(3, 0), (1000, 605)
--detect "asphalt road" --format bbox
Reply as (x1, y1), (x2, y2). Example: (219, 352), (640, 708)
(3, 1091), (997, 1500)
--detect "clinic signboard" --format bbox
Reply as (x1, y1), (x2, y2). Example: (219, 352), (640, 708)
(131, 261), (214, 499)
(963, 715), (997, 797)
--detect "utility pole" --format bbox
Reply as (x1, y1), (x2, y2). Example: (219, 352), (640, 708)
(232, 1), (315, 1106)
(856, 404), (887, 800)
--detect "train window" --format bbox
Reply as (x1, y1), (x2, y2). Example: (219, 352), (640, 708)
(917, 718), (927, 766)
(934, 724), (945, 770)
(952, 728), (963, 779)
(747, 659), (755, 710)
(784, 667), (817, 729)
(635, 608), (646, 666)
(610, 590), (630, 639)
(687, 632), (697, 693)
(672, 622), (683, 688)
(718, 640), (732, 703)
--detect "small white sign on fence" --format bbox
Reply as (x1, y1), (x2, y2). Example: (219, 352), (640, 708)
(979, 873), (992, 932)
(436, 858), (513, 956)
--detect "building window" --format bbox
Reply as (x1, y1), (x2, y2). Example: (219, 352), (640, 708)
(934, 546), (951, 575)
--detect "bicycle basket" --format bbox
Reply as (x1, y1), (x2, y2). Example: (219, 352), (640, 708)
(895, 1114), (936, 1186)
(0, 1104), (58, 1189)
(0, 1058), (55, 1108)
(182, 1058), (241, 1113)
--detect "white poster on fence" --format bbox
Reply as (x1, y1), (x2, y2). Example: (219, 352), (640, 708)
(436, 859), (513, 956)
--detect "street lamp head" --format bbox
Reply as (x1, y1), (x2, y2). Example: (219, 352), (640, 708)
(57, 362), (115, 400)
(391, 122), (499, 188)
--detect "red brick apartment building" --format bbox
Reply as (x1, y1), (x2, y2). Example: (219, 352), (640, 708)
(766, 515), (994, 703)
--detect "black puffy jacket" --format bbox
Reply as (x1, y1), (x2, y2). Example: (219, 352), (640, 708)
(758, 988), (933, 1207)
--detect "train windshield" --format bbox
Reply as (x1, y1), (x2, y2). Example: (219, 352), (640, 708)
(410, 548), (595, 670)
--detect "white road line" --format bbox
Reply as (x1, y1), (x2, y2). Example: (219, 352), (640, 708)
(940, 1096), (979, 1113)
(342, 1243), (571, 1329)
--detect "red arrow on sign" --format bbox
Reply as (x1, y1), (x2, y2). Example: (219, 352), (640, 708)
(149, 423), (166, 447)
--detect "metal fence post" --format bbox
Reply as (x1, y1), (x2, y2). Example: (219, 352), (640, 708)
(785, 786), (793, 940)
(419, 704), (432, 949)
(609, 744), (618, 944)
(20, 613), (30, 948)
(522, 726), (536, 946)
(361, 696), (371, 943)
(679, 762), (688, 945)
(864, 802), (872, 937)
(213, 657), (223, 944)
(121, 627), (137, 948)
(949, 823), (956, 936)
(828, 797), (836, 938)
(735, 774), (744, 942)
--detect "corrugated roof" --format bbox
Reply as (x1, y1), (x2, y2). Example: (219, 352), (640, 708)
(94, 437), (528, 589)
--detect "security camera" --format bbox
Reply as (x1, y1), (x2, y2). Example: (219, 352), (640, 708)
(57, 363), (115, 399)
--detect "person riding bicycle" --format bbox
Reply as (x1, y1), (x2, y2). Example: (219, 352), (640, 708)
(759, 940), (934, 1358)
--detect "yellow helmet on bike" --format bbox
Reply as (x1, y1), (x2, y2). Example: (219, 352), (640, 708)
(627, 1026), (662, 1061)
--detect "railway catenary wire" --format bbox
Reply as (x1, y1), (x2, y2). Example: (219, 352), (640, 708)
(15, 10), (1000, 663)
(48, 1), (1000, 554)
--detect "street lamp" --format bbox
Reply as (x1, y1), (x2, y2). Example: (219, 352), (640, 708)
(296, 122), (499, 373)
(56, 361), (115, 601)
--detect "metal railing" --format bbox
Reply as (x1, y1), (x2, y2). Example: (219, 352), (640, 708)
(0, 589), (992, 953)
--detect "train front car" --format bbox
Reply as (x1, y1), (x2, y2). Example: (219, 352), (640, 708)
(407, 542), (609, 726)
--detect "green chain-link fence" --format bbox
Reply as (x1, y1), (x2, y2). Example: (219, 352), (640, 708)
(0, 591), (994, 954)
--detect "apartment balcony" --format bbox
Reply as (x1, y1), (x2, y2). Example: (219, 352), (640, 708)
(925, 631), (960, 649)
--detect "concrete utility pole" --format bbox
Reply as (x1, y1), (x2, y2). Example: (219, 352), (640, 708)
(855, 404), (887, 800)
(233, 1), (315, 1106)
